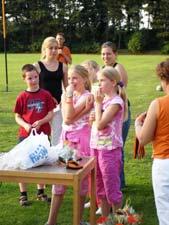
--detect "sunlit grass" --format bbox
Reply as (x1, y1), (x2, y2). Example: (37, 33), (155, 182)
(0, 53), (168, 224)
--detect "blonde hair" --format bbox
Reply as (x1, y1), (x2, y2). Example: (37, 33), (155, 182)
(41, 37), (57, 59)
(68, 65), (91, 92)
(81, 60), (99, 83)
(82, 60), (99, 71)
(99, 66), (127, 118)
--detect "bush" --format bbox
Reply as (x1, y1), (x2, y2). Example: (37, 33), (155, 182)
(161, 42), (169, 54)
(29, 40), (42, 53)
(71, 41), (100, 53)
(128, 32), (145, 53)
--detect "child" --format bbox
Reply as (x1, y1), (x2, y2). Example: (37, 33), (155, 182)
(14, 64), (55, 206)
(90, 66), (127, 217)
(81, 60), (100, 86)
(81, 60), (101, 212)
(101, 41), (130, 189)
(45, 65), (94, 225)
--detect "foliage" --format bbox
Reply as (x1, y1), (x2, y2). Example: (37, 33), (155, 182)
(128, 32), (145, 53)
(161, 42), (169, 55)
(0, 0), (168, 52)
(145, 0), (169, 45)
(71, 41), (100, 53)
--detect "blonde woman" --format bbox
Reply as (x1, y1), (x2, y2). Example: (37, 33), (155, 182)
(34, 37), (68, 146)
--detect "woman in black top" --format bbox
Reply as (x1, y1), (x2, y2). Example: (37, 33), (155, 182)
(34, 36), (68, 145)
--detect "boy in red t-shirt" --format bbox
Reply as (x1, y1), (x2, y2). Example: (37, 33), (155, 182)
(14, 64), (55, 206)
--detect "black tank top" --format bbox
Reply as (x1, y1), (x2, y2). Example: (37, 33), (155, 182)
(102, 62), (118, 68)
(38, 61), (64, 103)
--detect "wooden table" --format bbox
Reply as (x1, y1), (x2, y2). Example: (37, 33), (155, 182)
(0, 157), (96, 225)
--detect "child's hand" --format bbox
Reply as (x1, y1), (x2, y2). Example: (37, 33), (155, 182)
(85, 95), (94, 110)
(89, 109), (95, 125)
(31, 120), (42, 131)
(24, 123), (32, 133)
(66, 84), (74, 92)
(94, 88), (104, 103)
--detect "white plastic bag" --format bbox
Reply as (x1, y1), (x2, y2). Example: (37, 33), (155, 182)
(0, 129), (50, 170)
(46, 143), (77, 165)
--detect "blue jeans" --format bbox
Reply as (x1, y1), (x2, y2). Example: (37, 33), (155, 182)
(120, 102), (131, 189)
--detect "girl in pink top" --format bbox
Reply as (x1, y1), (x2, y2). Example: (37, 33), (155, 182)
(90, 66), (127, 217)
(45, 65), (94, 225)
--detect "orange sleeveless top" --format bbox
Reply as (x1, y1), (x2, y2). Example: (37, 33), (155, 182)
(152, 95), (169, 158)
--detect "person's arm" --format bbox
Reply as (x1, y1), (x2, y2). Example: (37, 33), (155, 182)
(62, 63), (68, 89)
(95, 103), (120, 130)
(33, 62), (41, 74)
(15, 113), (32, 133)
(94, 89), (121, 130)
(135, 100), (158, 145)
(115, 63), (128, 87)
(68, 94), (94, 123)
(58, 47), (72, 64)
(62, 86), (92, 124)
(31, 110), (54, 131)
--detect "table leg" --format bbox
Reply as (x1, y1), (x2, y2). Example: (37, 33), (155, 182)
(73, 176), (80, 225)
(90, 167), (96, 225)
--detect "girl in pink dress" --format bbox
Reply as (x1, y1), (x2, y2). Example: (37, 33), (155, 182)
(45, 65), (94, 225)
(90, 66), (127, 217)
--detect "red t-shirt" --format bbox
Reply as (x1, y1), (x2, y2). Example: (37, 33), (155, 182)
(14, 89), (55, 138)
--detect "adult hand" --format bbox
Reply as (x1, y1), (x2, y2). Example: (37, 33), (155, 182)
(135, 112), (147, 126)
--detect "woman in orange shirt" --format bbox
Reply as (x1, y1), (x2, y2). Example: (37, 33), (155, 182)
(135, 59), (169, 225)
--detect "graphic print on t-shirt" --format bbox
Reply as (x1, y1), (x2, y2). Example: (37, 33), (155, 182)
(27, 99), (45, 113)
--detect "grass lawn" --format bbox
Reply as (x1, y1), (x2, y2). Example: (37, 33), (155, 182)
(0, 53), (168, 225)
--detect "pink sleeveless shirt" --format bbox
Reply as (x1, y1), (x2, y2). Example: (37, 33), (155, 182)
(90, 95), (124, 150)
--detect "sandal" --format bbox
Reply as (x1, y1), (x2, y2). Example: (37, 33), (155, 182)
(66, 160), (83, 170)
(37, 193), (51, 203)
(19, 195), (29, 206)
(58, 157), (83, 170)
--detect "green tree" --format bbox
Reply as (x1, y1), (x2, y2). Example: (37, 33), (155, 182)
(146, 0), (169, 46)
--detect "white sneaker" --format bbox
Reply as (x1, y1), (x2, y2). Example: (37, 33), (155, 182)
(96, 207), (102, 215)
(84, 201), (90, 208)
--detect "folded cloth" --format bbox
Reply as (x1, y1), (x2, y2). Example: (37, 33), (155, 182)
(133, 137), (145, 159)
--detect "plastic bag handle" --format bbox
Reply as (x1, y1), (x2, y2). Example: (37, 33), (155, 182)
(30, 128), (38, 136)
